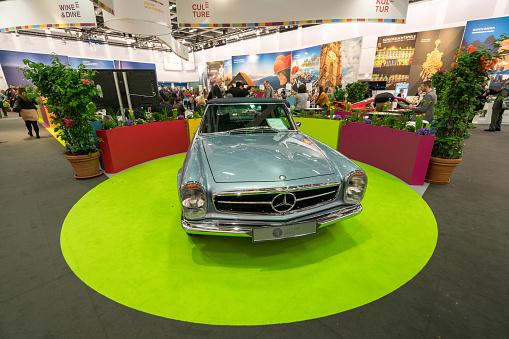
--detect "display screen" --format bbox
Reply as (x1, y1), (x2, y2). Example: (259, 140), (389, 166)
(395, 83), (409, 99)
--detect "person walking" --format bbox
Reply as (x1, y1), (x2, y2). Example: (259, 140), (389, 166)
(485, 80), (509, 132)
(17, 87), (40, 138)
(262, 80), (274, 98)
(0, 89), (8, 117)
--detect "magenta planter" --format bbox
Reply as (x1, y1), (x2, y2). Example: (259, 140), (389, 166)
(333, 111), (368, 120)
(338, 122), (435, 185)
(97, 120), (189, 173)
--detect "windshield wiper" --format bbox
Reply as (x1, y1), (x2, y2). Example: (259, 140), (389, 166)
(229, 127), (280, 134)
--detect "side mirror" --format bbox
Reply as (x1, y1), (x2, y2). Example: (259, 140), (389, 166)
(296, 122), (302, 127)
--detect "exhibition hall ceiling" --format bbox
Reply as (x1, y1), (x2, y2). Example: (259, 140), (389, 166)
(3, 0), (425, 53)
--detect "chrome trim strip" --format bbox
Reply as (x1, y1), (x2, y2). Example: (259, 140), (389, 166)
(213, 183), (341, 197)
(296, 190), (337, 202)
(216, 200), (272, 205)
(182, 204), (362, 236)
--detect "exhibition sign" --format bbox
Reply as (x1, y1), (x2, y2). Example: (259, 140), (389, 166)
(372, 27), (465, 93)
(103, 0), (171, 36)
(462, 16), (509, 91)
(164, 52), (183, 71)
(232, 52), (292, 91)
(176, 0), (408, 27)
(69, 57), (115, 69)
(184, 52), (196, 71)
(0, 0), (96, 32)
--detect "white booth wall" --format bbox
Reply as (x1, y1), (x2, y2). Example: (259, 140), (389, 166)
(1, 0), (509, 89)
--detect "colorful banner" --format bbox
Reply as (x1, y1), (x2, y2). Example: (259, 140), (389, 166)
(407, 27), (465, 95)
(0, 50), (69, 86)
(69, 57), (115, 69)
(291, 45), (321, 91)
(0, 0), (96, 32)
(90, 0), (115, 14)
(164, 52), (183, 71)
(462, 16), (509, 91)
(175, 0), (408, 27)
(224, 59), (232, 85)
(372, 33), (417, 89)
(319, 41), (341, 89)
(232, 52), (291, 91)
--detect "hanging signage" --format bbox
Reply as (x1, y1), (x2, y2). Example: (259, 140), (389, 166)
(103, 0), (171, 36)
(184, 53), (195, 71)
(158, 34), (189, 61)
(176, 0), (408, 27)
(0, 0), (96, 32)
(164, 52), (183, 71)
(90, 0), (114, 14)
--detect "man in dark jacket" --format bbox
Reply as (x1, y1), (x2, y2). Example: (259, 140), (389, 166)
(211, 80), (223, 99)
(174, 98), (186, 116)
(228, 82), (249, 97)
(486, 81), (509, 132)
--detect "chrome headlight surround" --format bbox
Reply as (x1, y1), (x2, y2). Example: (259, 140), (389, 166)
(180, 181), (207, 219)
(343, 170), (368, 204)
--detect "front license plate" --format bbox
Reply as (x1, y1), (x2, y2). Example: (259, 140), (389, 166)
(252, 221), (317, 242)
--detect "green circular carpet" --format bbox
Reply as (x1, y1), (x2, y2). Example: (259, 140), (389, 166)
(61, 153), (437, 326)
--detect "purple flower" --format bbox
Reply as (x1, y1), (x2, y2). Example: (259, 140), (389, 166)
(364, 119), (372, 124)
(416, 128), (431, 135)
(177, 115), (185, 120)
(437, 69), (447, 73)
(332, 115), (342, 120)
(126, 119), (134, 126)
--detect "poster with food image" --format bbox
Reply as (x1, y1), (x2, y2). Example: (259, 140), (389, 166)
(206, 60), (225, 88)
(232, 51), (291, 90)
(291, 45), (321, 92)
(462, 16), (509, 91)
(372, 32), (417, 89)
(407, 26), (465, 95)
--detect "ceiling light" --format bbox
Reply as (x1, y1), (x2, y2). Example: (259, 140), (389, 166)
(182, 39), (186, 44)
(265, 28), (270, 33)
(62, 38), (66, 45)
(256, 30), (260, 36)
(189, 28), (197, 32)
(235, 35), (239, 40)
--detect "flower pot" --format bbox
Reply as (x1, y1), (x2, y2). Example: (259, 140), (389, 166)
(64, 151), (104, 179)
(425, 157), (462, 185)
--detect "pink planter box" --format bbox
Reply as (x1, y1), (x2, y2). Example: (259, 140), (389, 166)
(97, 120), (189, 173)
(338, 122), (435, 185)
(333, 111), (368, 120)
(255, 92), (264, 98)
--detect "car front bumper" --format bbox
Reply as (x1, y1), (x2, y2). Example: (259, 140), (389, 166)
(181, 203), (362, 237)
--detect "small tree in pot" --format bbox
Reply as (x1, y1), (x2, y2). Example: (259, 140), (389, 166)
(20, 55), (104, 179)
(426, 40), (503, 184)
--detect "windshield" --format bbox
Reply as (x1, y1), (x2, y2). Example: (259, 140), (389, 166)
(200, 103), (296, 133)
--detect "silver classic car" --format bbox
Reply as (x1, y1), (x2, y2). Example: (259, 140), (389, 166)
(177, 98), (367, 241)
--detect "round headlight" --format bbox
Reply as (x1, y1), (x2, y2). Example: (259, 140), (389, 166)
(344, 171), (367, 204)
(180, 182), (207, 219)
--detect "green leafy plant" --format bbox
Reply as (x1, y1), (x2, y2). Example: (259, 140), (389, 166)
(20, 55), (102, 154)
(431, 38), (504, 159)
(406, 125), (416, 133)
(333, 86), (346, 102)
(345, 81), (369, 103)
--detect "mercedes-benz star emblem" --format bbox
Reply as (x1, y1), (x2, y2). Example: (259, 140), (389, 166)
(271, 193), (297, 213)
(273, 228), (283, 238)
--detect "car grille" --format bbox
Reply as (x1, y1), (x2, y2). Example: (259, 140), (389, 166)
(213, 184), (340, 214)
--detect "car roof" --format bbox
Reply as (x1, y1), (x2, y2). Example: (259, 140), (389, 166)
(207, 98), (285, 104)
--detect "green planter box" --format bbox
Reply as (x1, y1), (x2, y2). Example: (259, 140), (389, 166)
(293, 118), (342, 150)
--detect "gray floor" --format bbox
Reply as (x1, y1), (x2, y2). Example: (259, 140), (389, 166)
(1, 113), (508, 338)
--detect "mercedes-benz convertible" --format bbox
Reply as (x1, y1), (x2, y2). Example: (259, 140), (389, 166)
(177, 98), (367, 241)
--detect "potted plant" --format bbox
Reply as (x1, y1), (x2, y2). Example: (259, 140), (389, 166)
(425, 40), (502, 184)
(345, 81), (369, 103)
(20, 55), (104, 179)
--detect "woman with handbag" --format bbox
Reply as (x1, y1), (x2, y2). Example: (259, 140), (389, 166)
(16, 87), (40, 138)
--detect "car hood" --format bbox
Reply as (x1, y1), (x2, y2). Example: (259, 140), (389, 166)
(201, 132), (335, 183)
